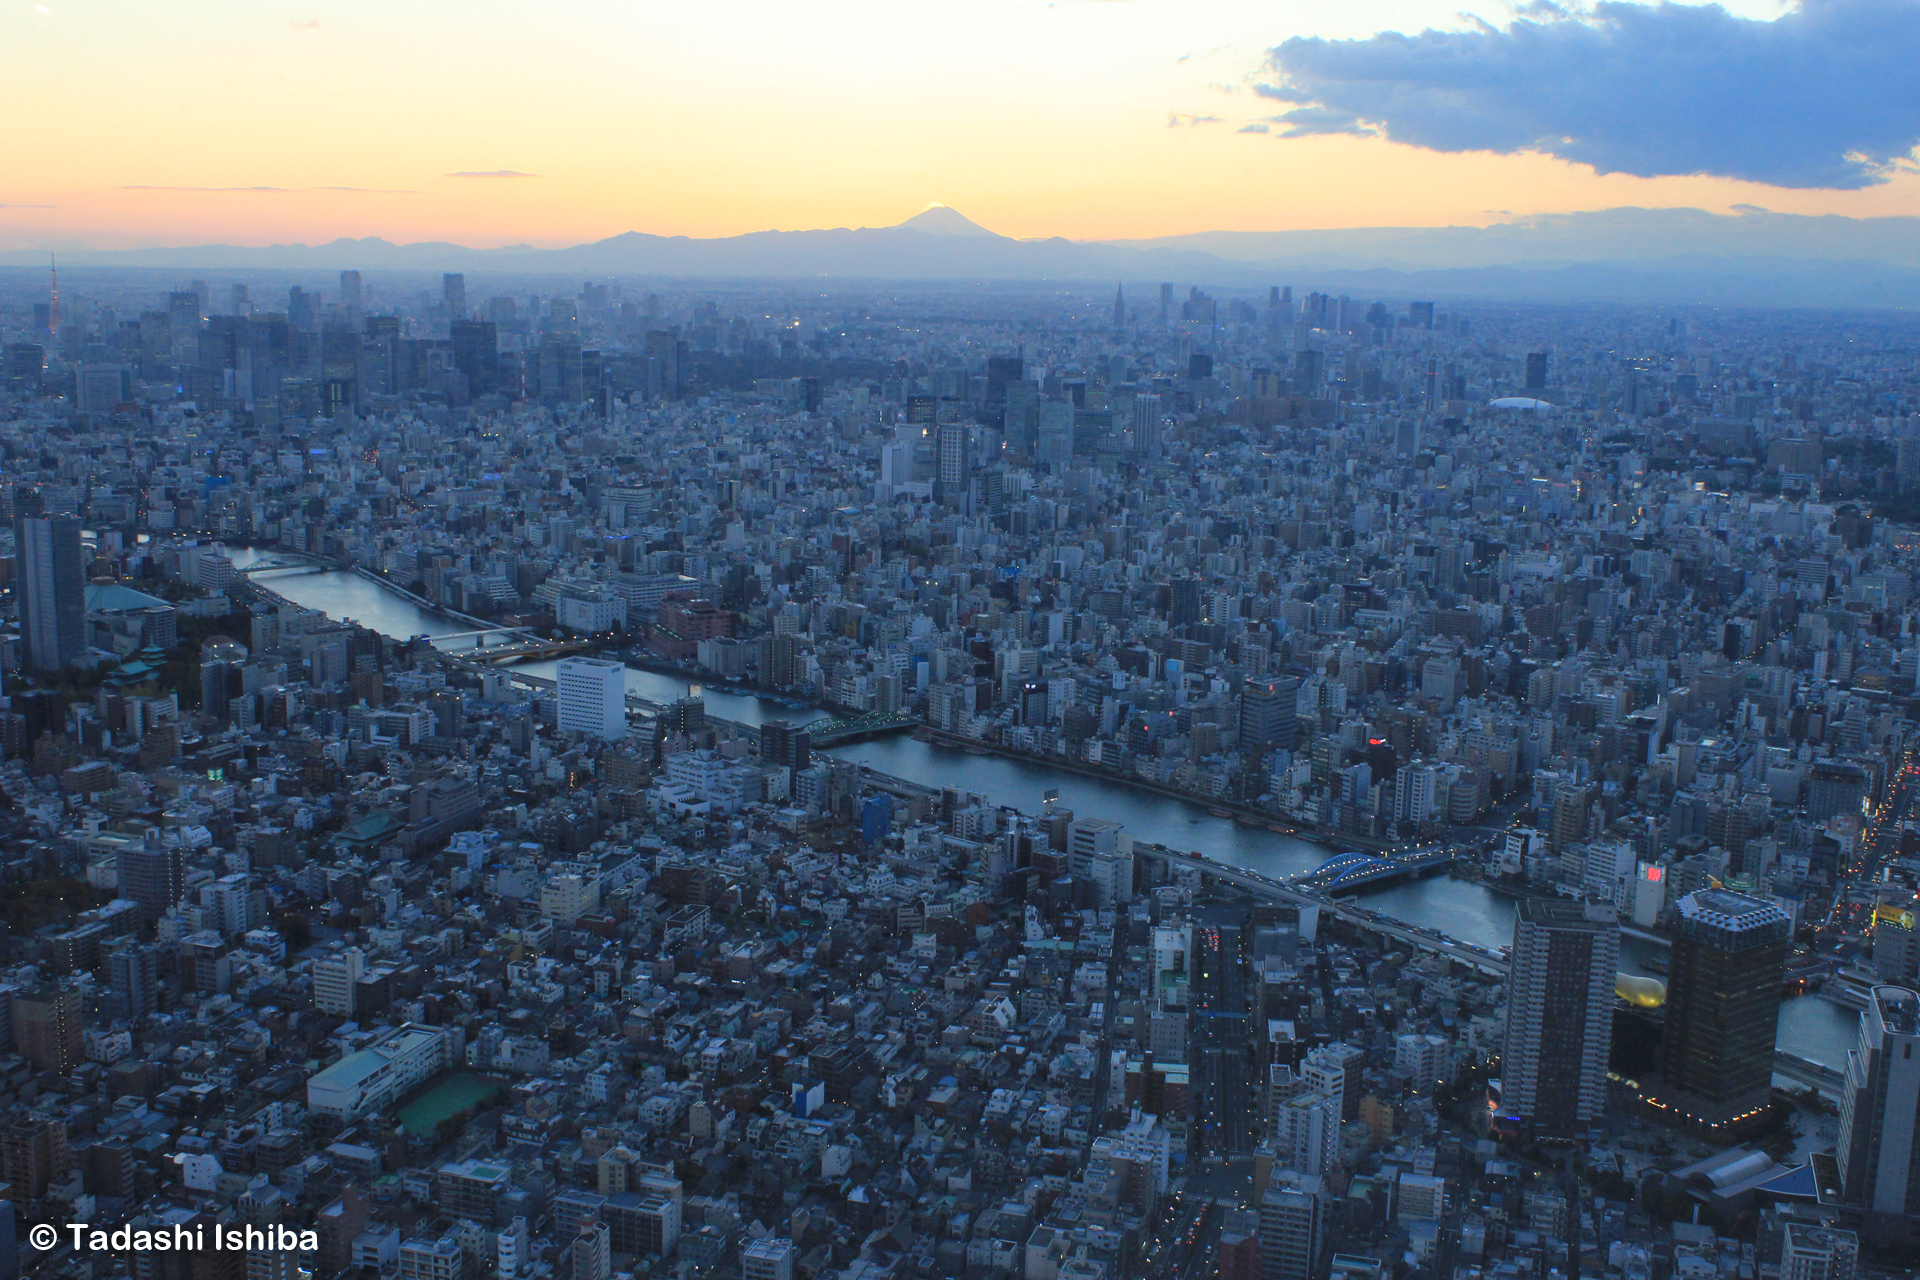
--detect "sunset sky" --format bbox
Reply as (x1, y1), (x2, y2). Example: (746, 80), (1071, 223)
(5, 0), (1919, 250)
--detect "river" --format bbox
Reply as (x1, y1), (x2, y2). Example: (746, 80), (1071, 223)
(229, 552), (1864, 1070)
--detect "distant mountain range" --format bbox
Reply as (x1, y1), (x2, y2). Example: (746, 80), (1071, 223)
(7, 205), (1920, 307)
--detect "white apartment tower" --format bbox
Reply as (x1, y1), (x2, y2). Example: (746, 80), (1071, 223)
(556, 658), (627, 740)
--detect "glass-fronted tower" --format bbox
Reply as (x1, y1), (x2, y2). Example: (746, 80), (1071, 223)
(1654, 888), (1791, 1136)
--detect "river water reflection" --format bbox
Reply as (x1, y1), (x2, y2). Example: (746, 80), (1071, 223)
(234, 554), (1864, 1069)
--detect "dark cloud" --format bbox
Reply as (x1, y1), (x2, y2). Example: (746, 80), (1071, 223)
(448, 170), (538, 178)
(1262, 0), (1920, 189)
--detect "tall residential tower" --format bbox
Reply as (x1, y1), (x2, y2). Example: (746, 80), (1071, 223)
(1501, 899), (1619, 1133)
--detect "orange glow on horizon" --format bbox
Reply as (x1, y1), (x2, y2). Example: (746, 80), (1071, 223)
(1, 0), (1916, 252)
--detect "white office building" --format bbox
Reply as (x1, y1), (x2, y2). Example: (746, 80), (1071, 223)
(556, 658), (627, 740)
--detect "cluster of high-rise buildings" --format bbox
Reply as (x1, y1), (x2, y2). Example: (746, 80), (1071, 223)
(0, 266), (1918, 1275)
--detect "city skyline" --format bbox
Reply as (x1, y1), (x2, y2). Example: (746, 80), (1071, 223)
(7, 0), (1920, 251)
(1, 240), (1913, 1272)
(6, 0), (1920, 1271)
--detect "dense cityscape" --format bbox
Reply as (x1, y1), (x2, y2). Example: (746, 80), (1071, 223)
(0, 261), (1917, 1280)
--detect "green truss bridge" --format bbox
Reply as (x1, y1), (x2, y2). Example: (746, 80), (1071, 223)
(803, 710), (920, 746)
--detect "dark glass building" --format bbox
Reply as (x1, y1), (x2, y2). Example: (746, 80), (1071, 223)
(451, 320), (500, 397)
(1654, 888), (1791, 1136)
(15, 508), (84, 672)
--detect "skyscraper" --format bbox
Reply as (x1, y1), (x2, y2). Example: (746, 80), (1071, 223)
(1036, 399), (1073, 470)
(320, 325), (361, 415)
(1525, 351), (1549, 390)
(1170, 578), (1203, 629)
(1838, 985), (1920, 1230)
(166, 290), (201, 363)
(451, 320), (499, 397)
(644, 329), (683, 400)
(339, 269), (362, 310)
(1652, 889), (1791, 1135)
(1501, 899), (1619, 1133)
(985, 355), (1024, 404)
(557, 658), (627, 740)
(442, 273), (467, 322)
(1239, 676), (1299, 752)
(1293, 349), (1322, 396)
(15, 510), (84, 671)
(935, 422), (970, 508)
